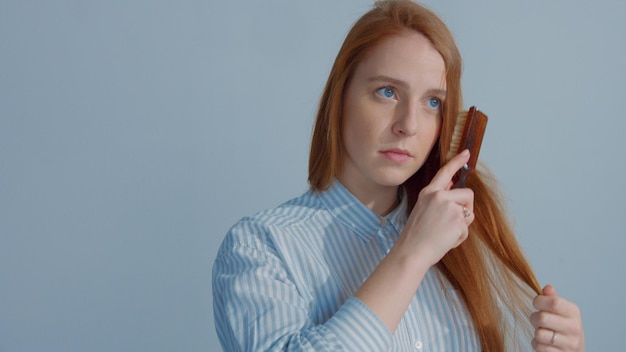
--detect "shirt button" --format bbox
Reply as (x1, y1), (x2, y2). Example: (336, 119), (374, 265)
(414, 340), (423, 350)
(379, 217), (388, 226)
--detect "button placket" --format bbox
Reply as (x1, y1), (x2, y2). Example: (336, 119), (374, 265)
(376, 229), (393, 255)
(402, 297), (424, 352)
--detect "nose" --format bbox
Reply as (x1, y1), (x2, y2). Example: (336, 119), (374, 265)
(392, 101), (419, 136)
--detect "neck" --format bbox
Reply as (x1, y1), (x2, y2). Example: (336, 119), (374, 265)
(338, 177), (400, 216)
(373, 193), (400, 216)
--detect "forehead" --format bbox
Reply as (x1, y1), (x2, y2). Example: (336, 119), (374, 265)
(352, 31), (446, 88)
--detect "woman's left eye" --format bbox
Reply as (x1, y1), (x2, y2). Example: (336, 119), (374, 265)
(426, 97), (441, 109)
(376, 87), (396, 99)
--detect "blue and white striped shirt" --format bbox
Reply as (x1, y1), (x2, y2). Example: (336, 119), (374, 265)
(213, 180), (480, 351)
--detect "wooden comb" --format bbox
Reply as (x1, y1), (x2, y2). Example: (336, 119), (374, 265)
(446, 106), (488, 188)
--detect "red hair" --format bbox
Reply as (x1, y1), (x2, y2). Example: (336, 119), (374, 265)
(308, 1), (541, 350)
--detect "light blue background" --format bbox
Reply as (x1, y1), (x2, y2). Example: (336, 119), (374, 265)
(2, 1), (624, 351)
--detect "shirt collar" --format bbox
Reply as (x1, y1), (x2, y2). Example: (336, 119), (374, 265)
(318, 179), (408, 241)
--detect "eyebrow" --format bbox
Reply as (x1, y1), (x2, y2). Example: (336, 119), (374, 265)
(368, 75), (409, 88)
(367, 75), (447, 98)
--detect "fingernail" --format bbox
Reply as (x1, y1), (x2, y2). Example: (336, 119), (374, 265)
(462, 149), (470, 156)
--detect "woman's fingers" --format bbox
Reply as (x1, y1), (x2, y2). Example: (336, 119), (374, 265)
(530, 285), (585, 351)
(400, 150), (476, 265)
(533, 286), (581, 323)
(427, 149), (470, 190)
(421, 149), (474, 214)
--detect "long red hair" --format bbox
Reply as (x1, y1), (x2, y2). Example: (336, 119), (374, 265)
(308, 1), (541, 350)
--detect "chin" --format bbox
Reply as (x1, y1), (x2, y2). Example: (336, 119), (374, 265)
(374, 172), (414, 188)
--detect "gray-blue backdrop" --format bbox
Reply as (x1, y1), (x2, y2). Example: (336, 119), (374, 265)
(2, 0), (624, 351)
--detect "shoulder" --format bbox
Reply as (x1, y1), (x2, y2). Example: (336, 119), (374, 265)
(217, 190), (327, 252)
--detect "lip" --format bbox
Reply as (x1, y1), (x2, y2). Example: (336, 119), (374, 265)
(380, 148), (413, 162)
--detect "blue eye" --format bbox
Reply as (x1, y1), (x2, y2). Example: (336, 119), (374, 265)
(427, 97), (441, 109)
(376, 87), (396, 99)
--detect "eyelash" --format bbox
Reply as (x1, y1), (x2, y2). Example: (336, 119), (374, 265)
(375, 86), (397, 99)
(426, 97), (442, 110)
(374, 86), (444, 111)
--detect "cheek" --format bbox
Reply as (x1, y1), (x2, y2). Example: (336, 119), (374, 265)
(342, 115), (367, 155)
(422, 118), (442, 145)
(342, 99), (372, 143)
(341, 106), (360, 155)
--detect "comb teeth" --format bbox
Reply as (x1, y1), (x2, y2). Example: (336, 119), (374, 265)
(446, 111), (468, 161)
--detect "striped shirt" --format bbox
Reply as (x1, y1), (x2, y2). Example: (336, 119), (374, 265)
(213, 180), (480, 351)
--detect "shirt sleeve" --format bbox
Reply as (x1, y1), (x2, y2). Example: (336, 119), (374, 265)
(212, 222), (393, 352)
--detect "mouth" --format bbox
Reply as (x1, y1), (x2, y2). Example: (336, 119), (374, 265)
(380, 148), (413, 162)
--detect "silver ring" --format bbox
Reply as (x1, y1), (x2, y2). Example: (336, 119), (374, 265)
(551, 330), (557, 346)
(463, 207), (471, 218)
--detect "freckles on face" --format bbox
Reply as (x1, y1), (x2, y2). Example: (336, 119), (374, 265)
(338, 31), (446, 192)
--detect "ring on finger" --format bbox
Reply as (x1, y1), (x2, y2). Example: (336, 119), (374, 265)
(463, 207), (471, 218)
(550, 330), (557, 346)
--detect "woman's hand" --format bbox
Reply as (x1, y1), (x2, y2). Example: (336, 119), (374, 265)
(396, 149), (474, 267)
(531, 285), (585, 351)
(354, 150), (474, 333)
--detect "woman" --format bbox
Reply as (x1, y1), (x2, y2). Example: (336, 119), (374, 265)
(213, 1), (585, 351)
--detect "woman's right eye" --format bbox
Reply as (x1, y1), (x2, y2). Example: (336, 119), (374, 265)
(375, 87), (396, 99)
